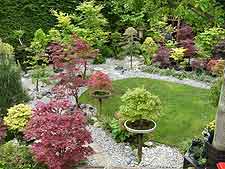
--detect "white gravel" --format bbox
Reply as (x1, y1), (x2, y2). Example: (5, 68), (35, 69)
(89, 57), (210, 89)
(88, 125), (183, 169)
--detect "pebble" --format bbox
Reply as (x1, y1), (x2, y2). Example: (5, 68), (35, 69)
(88, 125), (183, 168)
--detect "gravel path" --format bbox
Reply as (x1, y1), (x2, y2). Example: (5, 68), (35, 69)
(89, 58), (210, 89)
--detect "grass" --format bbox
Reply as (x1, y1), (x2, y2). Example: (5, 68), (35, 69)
(80, 78), (216, 148)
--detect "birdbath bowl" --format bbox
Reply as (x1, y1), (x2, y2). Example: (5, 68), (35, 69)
(124, 119), (156, 163)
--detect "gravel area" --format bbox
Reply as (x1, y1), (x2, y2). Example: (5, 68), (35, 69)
(88, 125), (183, 169)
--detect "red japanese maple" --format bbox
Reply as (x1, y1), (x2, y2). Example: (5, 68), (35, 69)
(153, 45), (170, 68)
(65, 34), (98, 78)
(50, 34), (98, 107)
(46, 42), (65, 68)
(52, 60), (87, 107)
(177, 25), (194, 41)
(179, 39), (196, 58)
(88, 71), (112, 91)
(24, 99), (94, 169)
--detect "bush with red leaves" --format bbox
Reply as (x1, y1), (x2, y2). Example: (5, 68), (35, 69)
(207, 59), (219, 73)
(179, 39), (197, 59)
(0, 118), (7, 143)
(24, 100), (94, 169)
(88, 71), (112, 91)
(191, 59), (207, 71)
(206, 59), (225, 76)
(153, 46), (170, 68)
(213, 39), (225, 60)
(177, 25), (194, 41)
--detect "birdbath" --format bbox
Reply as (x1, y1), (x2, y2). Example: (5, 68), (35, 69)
(124, 119), (156, 163)
(91, 90), (111, 117)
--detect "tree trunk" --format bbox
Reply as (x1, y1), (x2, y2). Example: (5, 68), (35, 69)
(83, 60), (87, 79)
(36, 79), (39, 92)
(74, 93), (80, 109)
(130, 55), (133, 69)
(213, 68), (225, 151)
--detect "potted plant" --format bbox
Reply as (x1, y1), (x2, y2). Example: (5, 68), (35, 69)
(119, 87), (161, 162)
(88, 71), (112, 117)
(183, 138), (207, 169)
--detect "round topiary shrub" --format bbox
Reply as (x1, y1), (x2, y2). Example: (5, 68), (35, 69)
(0, 141), (46, 169)
(119, 87), (161, 122)
(4, 104), (32, 132)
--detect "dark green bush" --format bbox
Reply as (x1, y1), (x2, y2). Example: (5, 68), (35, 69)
(0, 141), (46, 169)
(93, 54), (106, 64)
(0, 64), (29, 117)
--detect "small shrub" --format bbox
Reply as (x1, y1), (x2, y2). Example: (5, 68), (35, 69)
(207, 59), (219, 73)
(88, 71), (112, 91)
(207, 59), (225, 76)
(93, 54), (106, 64)
(210, 78), (223, 107)
(4, 104), (32, 132)
(153, 45), (170, 68)
(195, 28), (225, 57)
(0, 141), (46, 169)
(170, 47), (186, 62)
(109, 119), (130, 142)
(119, 87), (161, 122)
(141, 37), (158, 64)
(213, 60), (225, 76)
(191, 59), (207, 72)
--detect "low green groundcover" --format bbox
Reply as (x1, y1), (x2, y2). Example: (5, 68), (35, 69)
(80, 78), (215, 148)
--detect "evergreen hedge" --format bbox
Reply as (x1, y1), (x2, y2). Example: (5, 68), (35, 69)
(0, 0), (82, 45)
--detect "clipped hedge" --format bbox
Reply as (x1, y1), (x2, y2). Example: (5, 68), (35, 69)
(0, 0), (81, 45)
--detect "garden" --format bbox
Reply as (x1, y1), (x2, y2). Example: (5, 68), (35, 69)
(1, 0), (225, 169)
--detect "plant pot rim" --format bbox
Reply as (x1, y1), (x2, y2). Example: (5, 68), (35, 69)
(91, 90), (111, 99)
(124, 119), (156, 134)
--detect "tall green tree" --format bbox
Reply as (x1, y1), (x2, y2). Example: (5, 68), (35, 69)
(0, 39), (28, 117)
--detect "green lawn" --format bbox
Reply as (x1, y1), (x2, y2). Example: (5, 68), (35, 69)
(80, 78), (216, 148)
